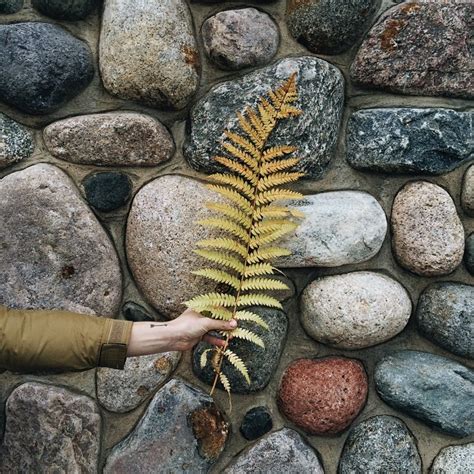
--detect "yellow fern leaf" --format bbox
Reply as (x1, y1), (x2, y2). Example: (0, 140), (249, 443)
(262, 145), (297, 162)
(191, 268), (240, 290)
(257, 103), (276, 135)
(249, 224), (298, 249)
(206, 184), (253, 214)
(197, 238), (247, 258)
(223, 131), (260, 163)
(197, 217), (249, 243)
(209, 174), (255, 200)
(224, 349), (250, 384)
(243, 262), (275, 277)
(261, 158), (301, 176)
(209, 306), (234, 320)
(235, 310), (269, 330)
(193, 249), (245, 273)
(222, 141), (259, 172)
(205, 203), (252, 228)
(219, 372), (232, 407)
(212, 156), (258, 185)
(228, 327), (265, 348)
(279, 105), (302, 118)
(246, 108), (267, 142)
(246, 246), (291, 263)
(257, 172), (305, 191)
(237, 112), (263, 148)
(251, 219), (295, 236)
(185, 292), (236, 309)
(200, 348), (213, 369)
(241, 277), (290, 292)
(238, 293), (283, 309)
(255, 189), (303, 206)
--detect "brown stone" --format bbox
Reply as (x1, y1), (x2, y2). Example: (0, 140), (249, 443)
(462, 165), (474, 217)
(278, 357), (368, 435)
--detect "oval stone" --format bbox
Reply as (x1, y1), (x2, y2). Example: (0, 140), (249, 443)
(431, 443), (474, 473)
(391, 181), (464, 276)
(301, 271), (412, 349)
(462, 165), (474, 217)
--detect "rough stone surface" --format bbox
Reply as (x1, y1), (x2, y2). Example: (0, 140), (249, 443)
(391, 181), (464, 276)
(104, 379), (229, 472)
(32, 0), (97, 20)
(83, 172), (132, 212)
(462, 165), (474, 216)
(278, 357), (368, 435)
(286, 0), (379, 55)
(0, 0), (22, 14)
(123, 301), (154, 322)
(184, 56), (344, 179)
(466, 233), (474, 276)
(0, 164), (122, 315)
(301, 271), (412, 350)
(96, 352), (181, 413)
(193, 307), (288, 393)
(415, 282), (473, 359)
(351, 3), (474, 98)
(224, 428), (324, 474)
(240, 406), (273, 441)
(276, 191), (387, 267)
(347, 108), (473, 174)
(0, 382), (101, 472)
(0, 113), (34, 169)
(0, 22), (94, 115)
(100, 0), (200, 110)
(339, 415), (422, 474)
(202, 8), (279, 70)
(375, 351), (474, 437)
(431, 443), (474, 473)
(44, 112), (175, 167)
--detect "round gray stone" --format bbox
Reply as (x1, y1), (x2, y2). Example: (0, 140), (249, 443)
(184, 56), (344, 179)
(276, 191), (387, 267)
(339, 415), (421, 474)
(0, 113), (34, 170)
(0, 22), (94, 115)
(431, 443), (474, 473)
(465, 233), (474, 276)
(286, 0), (379, 54)
(82, 172), (132, 212)
(0, 163), (122, 315)
(415, 282), (473, 359)
(462, 165), (474, 217)
(347, 108), (473, 174)
(32, 0), (97, 20)
(301, 271), (411, 350)
(375, 351), (474, 437)
(0, 0), (23, 14)
(99, 0), (200, 110)
(391, 181), (464, 276)
(202, 8), (279, 70)
(44, 112), (175, 167)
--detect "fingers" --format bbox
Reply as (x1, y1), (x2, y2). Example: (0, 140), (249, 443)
(205, 318), (237, 332)
(202, 334), (227, 347)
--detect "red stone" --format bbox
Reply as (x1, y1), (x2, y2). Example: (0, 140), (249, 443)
(277, 357), (368, 435)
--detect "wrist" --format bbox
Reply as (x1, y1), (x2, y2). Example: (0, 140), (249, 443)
(126, 320), (177, 357)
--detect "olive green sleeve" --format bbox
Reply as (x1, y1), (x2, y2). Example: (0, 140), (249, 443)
(0, 305), (133, 372)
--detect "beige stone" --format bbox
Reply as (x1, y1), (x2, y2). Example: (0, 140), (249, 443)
(461, 165), (474, 216)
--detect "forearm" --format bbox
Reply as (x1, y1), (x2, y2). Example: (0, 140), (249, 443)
(127, 321), (177, 357)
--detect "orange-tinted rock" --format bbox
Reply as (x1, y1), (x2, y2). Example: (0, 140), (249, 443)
(278, 357), (368, 435)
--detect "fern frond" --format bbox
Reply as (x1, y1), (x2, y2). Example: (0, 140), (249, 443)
(200, 348), (213, 369)
(246, 108), (267, 142)
(224, 349), (250, 385)
(191, 269), (240, 291)
(196, 217), (249, 242)
(197, 237), (247, 258)
(255, 189), (303, 206)
(219, 372), (232, 409)
(251, 219), (296, 236)
(246, 246), (291, 263)
(237, 293), (283, 309)
(241, 277), (290, 292)
(235, 310), (269, 330)
(262, 145), (297, 162)
(257, 172), (305, 191)
(223, 131), (260, 163)
(209, 174), (254, 200)
(243, 262), (275, 277)
(206, 184), (253, 214)
(279, 105), (302, 118)
(222, 141), (259, 172)
(228, 327), (265, 348)
(212, 156), (258, 185)
(261, 158), (300, 176)
(249, 224), (298, 249)
(237, 112), (263, 148)
(205, 203), (252, 228)
(257, 103), (276, 135)
(193, 249), (245, 273)
(209, 306), (234, 320)
(185, 292), (236, 309)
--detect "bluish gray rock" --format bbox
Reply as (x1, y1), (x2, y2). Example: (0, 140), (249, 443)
(416, 282), (473, 359)
(375, 351), (474, 437)
(32, 0), (97, 20)
(466, 233), (474, 276)
(0, 0), (23, 13)
(0, 23), (94, 115)
(431, 443), (474, 473)
(338, 416), (422, 474)
(0, 114), (34, 169)
(184, 56), (344, 179)
(83, 172), (132, 212)
(347, 109), (473, 174)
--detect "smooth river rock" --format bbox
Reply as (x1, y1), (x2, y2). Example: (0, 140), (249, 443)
(104, 379), (228, 473)
(415, 282), (473, 359)
(301, 271), (412, 350)
(347, 108), (473, 174)
(0, 164), (122, 315)
(462, 165), (474, 216)
(0, 22), (94, 114)
(351, 3), (473, 98)
(240, 406), (273, 441)
(0, 382), (101, 472)
(32, 0), (97, 20)
(339, 415), (422, 474)
(391, 181), (464, 276)
(375, 351), (474, 437)
(82, 172), (132, 212)
(431, 443), (474, 473)
(0, 113), (34, 169)
(224, 428), (324, 474)
(184, 56), (344, 179)
(286, 0), (379, 54)
(44, 112), (175, 167)
(99, 0), (200, 110)
(276, 191), (387, 267)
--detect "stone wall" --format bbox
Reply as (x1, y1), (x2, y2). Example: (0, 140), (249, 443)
(0, 0), (472, 472)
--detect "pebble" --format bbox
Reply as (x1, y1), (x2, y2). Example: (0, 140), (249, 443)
(32, 0), (97, 20)
(0, 22), (94, 115)
(202, 8), (279, 70)
(465, 233), (474, 276)
(431, 443), (474, 473)
(391, 181), (464, 276)
(278, 357), (368, 435)
(347, 108), (473, 174)
(300, 271), (411, 350)
(184, 56), (344, 179)
(104, 379), (228, 472)
(240, 406), (273, 441)
(99, 0), (200, 110)
(82, 172), (132, 212)
(44, 112), (174, 167)
(375, 351), (474, 437)
(0, 113), (34, 169)
(415, 282), (473, 359)
(462, 165), (474, 216)
(0, 0), (23, 14)
(0, 164), (122, 315)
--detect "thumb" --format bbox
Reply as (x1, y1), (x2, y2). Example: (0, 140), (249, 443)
(206, 318), (237, 332)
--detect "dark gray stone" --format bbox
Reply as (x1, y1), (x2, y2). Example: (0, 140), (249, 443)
(375, 351), (474, 437)
(193, 307), (288, 393)
(0, 0), (23, 14)
(0, 22), (94, 115)
(339, 415), (422, 474)
(0, 113), (34, 170)
(415, 282), (473, 359)
(32, 0), (97, 20)
(431, 443), (474, 473)
(286, 0), (379, 54)
(240, 406), (273, 440)
(347, 108), (473, 174)
(123, 301), (154, 322)
(104, 378), (229, 472)
(466, 233), (474, 276)
(83, 172), (132, 212)
(184, 56), (344, 179)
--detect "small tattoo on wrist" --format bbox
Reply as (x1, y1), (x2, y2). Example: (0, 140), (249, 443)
(149, 323), (169, 328)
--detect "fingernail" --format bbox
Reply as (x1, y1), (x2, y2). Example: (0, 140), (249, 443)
(229, 319), (237, 328)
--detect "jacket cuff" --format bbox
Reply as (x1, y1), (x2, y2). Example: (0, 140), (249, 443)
(97, 319), (133, 369)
